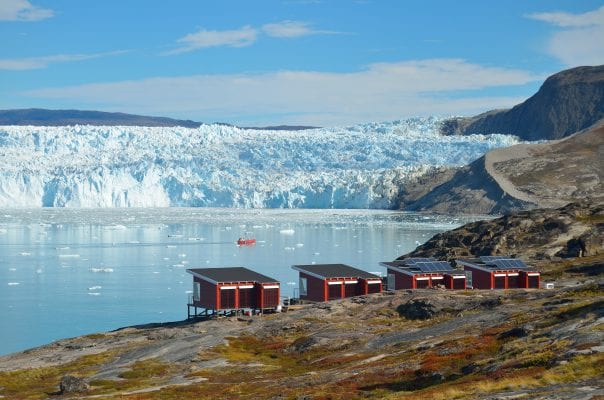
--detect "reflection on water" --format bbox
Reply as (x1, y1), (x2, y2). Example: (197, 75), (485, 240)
(0, 208), (484, 355)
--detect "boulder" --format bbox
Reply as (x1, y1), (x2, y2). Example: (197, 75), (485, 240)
(396, 300), (436, 320)
(59, 375), (89, 394)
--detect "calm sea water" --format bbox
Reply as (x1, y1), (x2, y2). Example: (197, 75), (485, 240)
(0, 208), (481, 355)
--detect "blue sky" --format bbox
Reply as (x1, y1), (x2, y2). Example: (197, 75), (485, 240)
(1, 0), (603, 126)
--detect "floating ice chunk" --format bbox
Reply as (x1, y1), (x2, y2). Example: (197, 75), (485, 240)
(35, 268), (43, 274)
(9, 267), (16, 271)
(8, 282), (20, 286)
(20, 252), (31, 256)
(106, 225), (127, 230)
(163, 257), (170, 260)
(168, 234), (183, 238)
(88, 292), (101, 296)
(58, 254), (80, 258)
(296, 243), (304, 247)
(166, 245), (176, 248)
(188, 237), (205, 241)
(90, 267), (114, 273)
(280, 229), (295, 235)
(185, 290), (193, 294)
(178, 253), (187, 258)
(284, 247), (295, 251)
(153, 271), (160, 274)
(57, 246), (70, 250)
(88, 286), (102, 290)
(314, 252), (320, 255)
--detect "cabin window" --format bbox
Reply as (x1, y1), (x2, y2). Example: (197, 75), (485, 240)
(299, 277), (307, 296)
(193, 282), (201, 302)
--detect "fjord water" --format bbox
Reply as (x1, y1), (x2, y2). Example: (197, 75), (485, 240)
(0, 208), (480, 355)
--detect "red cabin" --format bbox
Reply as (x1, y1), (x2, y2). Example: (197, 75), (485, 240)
(456, 256), (540, 289)
(292, 264), (382, 302)
(186, 267), (280, 318)
(381, 258), (466, 290)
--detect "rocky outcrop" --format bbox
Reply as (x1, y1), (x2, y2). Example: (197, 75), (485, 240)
(441, 65), (604, 140)
(396, 299), (436, 320)
(400, 201), (604, 260)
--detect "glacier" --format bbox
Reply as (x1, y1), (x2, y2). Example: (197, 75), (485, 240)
(0, 117), (522, 208)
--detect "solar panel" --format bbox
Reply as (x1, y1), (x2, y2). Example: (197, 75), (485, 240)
(403, 257), (436, 264)
(413, 261), (453, 272)
(480, 256), (512, 262)
(490, 259), (526, 269)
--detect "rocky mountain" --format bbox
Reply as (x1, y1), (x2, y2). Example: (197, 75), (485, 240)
(0, 202), (602, 399)
(401, 200), (603, 261)
(441, 65), (604, 141)
(404, 121), (604, 214)
(0, 108), (203, 128)
(0, 108), (318, 131)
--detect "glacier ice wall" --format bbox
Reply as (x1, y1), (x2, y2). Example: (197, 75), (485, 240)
(0, 118), (521, 208)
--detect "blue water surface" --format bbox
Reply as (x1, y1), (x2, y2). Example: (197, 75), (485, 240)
(0, 208), (481, 355)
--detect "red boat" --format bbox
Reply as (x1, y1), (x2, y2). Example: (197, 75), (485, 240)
(237, 237), (256, 246)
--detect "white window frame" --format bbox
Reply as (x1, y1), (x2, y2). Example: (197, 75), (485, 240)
(193, 282), (201, 302)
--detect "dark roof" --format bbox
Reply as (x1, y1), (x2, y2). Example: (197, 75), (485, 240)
(381, 260), (456, 273)
(292, 264), (380, 279)
(187, 267), (278, 284)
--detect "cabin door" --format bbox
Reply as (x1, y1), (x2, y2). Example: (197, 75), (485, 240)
(387, 274), (395, 291)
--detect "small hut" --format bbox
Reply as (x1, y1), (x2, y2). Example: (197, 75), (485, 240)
(456, 256), (540, 289)
(381, 258), (466, 290)
(292, 264), (382, 302)
(186, 267), (280, 318)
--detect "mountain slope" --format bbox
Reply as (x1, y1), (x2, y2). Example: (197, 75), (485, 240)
(405, 122), (604, 214)
(441, 65), (604, 140)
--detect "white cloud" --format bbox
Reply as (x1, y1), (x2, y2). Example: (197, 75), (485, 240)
(0, 50), (128, 70)
(0, 0), (53, 21)
(165, 21), (339, 55)
(262, 20), (339, 38)
(23, 59), (540, 126)
(526, 6), (604, 27)
(165, 26), (258, 55)
(526, 6), (604, 66)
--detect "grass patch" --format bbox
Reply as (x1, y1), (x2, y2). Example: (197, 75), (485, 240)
(0, 351), (117, 399)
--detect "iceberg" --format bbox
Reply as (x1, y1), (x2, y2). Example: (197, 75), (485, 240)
(0, 117), (522, 208)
